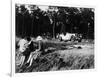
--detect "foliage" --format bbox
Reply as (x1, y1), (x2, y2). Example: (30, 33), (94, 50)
(15, 4), (94, 39)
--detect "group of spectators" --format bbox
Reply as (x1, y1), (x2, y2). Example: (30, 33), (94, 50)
(16, 36), (44, 68)
(15, 33), (82, 68)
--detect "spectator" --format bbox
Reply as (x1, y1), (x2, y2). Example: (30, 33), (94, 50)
(17, 37), (31, 67)
(26, 36), (43, 67)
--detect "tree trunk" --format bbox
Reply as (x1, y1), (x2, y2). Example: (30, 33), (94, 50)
(53, 19), (55, 39)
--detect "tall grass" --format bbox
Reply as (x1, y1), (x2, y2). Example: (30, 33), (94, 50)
(16, 52), (94, 73)
(15, 39), (94, 73)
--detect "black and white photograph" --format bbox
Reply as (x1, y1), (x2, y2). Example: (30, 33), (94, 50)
(15, 3), (94, 73)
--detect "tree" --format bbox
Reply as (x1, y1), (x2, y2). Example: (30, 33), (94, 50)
(16, 4), (94, 39)
(46, 6), (58, 38)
